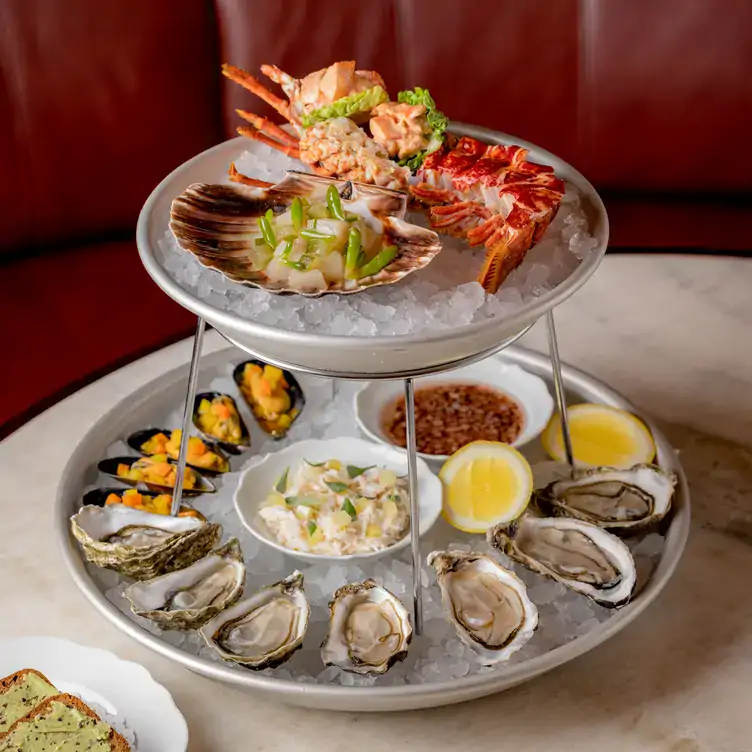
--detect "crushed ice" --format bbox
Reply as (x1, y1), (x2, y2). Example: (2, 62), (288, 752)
(156, 142), (599, 337)
(83, 365), (665, 689)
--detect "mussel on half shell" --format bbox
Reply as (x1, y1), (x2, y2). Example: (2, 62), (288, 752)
(97, 456), (216, 496)
(233, 360), (305, 440)
(82, 487), (205, 520)
(192, 392), (251, 455)
(126, 428), (230, 474)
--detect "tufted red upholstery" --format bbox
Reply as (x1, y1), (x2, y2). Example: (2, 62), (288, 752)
(1, 0), (751, 436)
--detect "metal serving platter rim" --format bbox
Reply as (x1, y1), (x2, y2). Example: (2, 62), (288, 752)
(135, 122), (609, 350)
(56, 345), (689, 712)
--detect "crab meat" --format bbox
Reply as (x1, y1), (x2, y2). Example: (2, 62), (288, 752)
(370, 102), (431, 160)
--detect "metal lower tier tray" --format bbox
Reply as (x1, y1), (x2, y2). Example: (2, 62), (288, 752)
(57, 345), (688, 711)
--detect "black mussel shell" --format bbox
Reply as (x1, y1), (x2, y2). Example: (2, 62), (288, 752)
(126, 427), (230, 474)
(232, 360), (306, 440)
(192, 392), (251, 455)
(96, 456), (216, 496)
(81, 487), (205, 519)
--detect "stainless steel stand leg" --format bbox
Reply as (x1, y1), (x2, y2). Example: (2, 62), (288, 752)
(545, 311), (575, 469)
(171, 318), (207, 516)
(404, 378), (423, 635)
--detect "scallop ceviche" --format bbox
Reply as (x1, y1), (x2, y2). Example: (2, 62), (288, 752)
(259, 459), (410, 555)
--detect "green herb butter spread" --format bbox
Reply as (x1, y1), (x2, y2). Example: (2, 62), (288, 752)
(0, 700), (112, 751)
(0, 674), (57, 733)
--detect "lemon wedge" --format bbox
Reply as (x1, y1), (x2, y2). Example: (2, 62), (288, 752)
(542, 403), (656, 468)
(439, 441), (533, 533)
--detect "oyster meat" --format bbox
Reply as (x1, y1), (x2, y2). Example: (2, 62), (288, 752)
(199, 571), (309, 670)
(535, 464), (677, 534)
(320, 580), (412, 675)
(124, 538), (245, 629)
(488, 514), (636, 608)
(169, 170), (442, 297)
(428, 550), (538, 664)
(71, 504), (221, 580)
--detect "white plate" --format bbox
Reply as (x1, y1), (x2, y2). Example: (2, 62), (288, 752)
(354, 358), (554, 462)
(233, 437), (442, 564)
(0, 636), (188, 752)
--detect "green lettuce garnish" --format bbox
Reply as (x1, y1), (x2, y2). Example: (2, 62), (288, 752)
(396, 87), (449, 172)
(301, 86), (388, 128)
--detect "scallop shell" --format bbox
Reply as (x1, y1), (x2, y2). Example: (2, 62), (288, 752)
(169, 170), (443, 296)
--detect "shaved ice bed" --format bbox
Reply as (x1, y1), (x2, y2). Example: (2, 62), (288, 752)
(157, 143), (599, 337)
(82, 366), (665, 688)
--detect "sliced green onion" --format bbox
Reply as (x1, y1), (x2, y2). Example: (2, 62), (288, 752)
(299, 229), (334, 240)
(307, 521), (318, 536)
(347, 464), (375, 479)
(326, 184), (346, 221)
(357, 245), (399, 278)
(341, 498), (357, 519)
(345, 227), (362, 280)
(265, 208), (274, 223)
(275, 467), (289, 493)
(258, 215), (276, 249)
(291, 197), (304, 231)
(325, 481), (349, 493)
(285, 495), (321, 507)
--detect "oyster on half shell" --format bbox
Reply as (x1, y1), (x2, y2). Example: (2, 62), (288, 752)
(428, 550), (538, 664)
(71, 504), (221, 580)
(488, 514), (637, 608)
(320, 580), (412, 675)
(123, 538), (245, 629)
(169, 170), (443, 296)
(199, 571), (309, 670)
(535, 464), (677, 535)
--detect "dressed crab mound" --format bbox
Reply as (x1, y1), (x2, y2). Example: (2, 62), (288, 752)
(219, 60), (566, 293)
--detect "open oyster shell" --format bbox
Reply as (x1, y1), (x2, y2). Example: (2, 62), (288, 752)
(199, 571), (309, 670)
(320, 580), (412, 675)
(71, 504), (221, 580)
(534, 464), (677, 535)
(169, 170), (442, 296)
(488, 514), (637, 608)
(428, 550), (538, 664)
(123, 538), (245, 629)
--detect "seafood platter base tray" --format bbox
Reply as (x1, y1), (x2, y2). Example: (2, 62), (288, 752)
(56, 345), (689, 712)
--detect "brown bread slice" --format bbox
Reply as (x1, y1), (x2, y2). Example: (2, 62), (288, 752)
(0, 669), (58, 732)
(0, 692), (130, 750)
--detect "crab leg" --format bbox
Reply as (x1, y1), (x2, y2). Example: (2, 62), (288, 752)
(235, 109), (299, 146)
(221, 63), (292, 122)
(228, 163), (274, 188)
(237, 126), (301, 159)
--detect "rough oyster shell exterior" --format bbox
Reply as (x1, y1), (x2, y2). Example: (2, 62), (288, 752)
(71, 504), (221, 580)
(169, 170), (443, 296)
(123, 538), (245, 629)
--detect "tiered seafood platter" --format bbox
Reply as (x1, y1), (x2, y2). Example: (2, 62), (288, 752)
(56, 347), (689, 712)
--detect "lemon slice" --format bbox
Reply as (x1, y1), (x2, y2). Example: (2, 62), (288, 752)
(439, 441), (533, 533)
(542, 403), (656, 468)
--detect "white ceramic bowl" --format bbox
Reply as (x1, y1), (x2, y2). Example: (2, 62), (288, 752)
(354, 359), (554, 463)
(0, 636), (188, 752)
(233, 437), (442, 564)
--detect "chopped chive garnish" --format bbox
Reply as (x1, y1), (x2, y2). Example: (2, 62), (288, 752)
(307, 521), (318, 536)
(291, 197), (304, 231)
(285, 495), (320, 507)
(347, 464), (375, 478)
(341, 498), (357, 518)
(357, 245), (399, 278)
(325, 481), (349, 493)
(305, 459), (325, 467)
(299, 229), (334, 240)
(275, 467), (289, 493)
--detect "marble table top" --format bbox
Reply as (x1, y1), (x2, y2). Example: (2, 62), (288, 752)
(1, 254), (750, 751)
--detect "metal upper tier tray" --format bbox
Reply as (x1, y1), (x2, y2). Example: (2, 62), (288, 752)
(136, 124), (608, 378)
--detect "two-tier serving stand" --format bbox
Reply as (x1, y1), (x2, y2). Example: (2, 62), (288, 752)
(137, 123), (605, 637)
